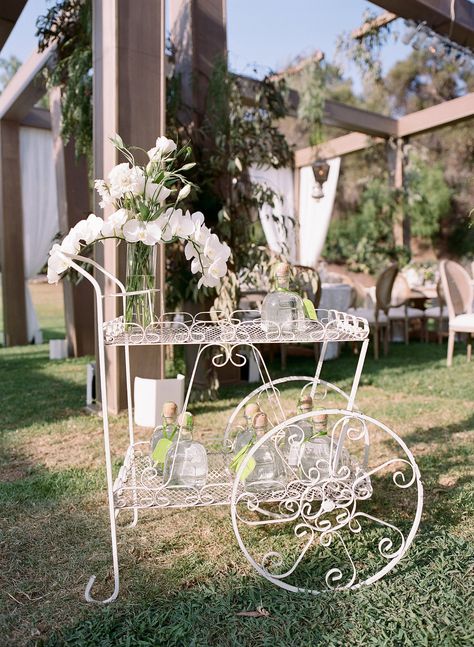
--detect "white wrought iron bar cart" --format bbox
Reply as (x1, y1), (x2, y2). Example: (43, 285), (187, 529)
(67, 254), (423, 603)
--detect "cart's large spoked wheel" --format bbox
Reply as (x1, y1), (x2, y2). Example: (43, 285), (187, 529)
(230, 409), (423, 594)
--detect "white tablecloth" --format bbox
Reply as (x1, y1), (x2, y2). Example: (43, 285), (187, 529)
(319, 283), (353, 359)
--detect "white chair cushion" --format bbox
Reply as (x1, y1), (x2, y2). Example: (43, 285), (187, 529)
(450, 313), (474, 333)
(389, 306), (425, 319)
(424, 306), (446, 319)
(347, 307), (387, 324)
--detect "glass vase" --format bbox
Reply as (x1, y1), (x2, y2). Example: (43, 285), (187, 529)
(125, 242), (157, 329)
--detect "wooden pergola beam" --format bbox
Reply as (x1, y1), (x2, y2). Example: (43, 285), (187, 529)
(324, 100), (398, 137)
(397, 92), (474, 137)
(372, 0), (474, 48)
(21, 107), (51, 130)
(351, 11), (397, 39)
(0, 46), (55, 122)
(0, 0), (27, 50)
(295, 132), (384, 167)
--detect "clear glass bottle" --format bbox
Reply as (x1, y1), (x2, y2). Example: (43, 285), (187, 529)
(300, 413), (332, 482)
(150, 401), (178, 474)
(163, 412), (208, 488)
(280, 394), (313, 468)
(233, 402), (260, 454)
(245, 412), (285, 491)
(261, 262), (305, 333)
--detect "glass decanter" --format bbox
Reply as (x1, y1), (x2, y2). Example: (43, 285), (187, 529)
(300, 413), (332, 482)
(163, 412), (208, 488)
(280, 394), (313, 468)
(233, 402), (260, 454)
(261, 262), (305, 333)
(150, 401), (178, 474)
(244, 412), (285, 492)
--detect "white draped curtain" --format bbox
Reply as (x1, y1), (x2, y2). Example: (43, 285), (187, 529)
(248, 165), (296, 262)
(298, 157), (341, 267)
(20, 127), (59, 343)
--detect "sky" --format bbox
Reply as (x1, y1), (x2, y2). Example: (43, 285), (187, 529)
(1, 0), (413, 95)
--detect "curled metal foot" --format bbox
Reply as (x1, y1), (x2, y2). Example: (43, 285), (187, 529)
(127, 509), (139, 528)
(84, 574), (120, 604)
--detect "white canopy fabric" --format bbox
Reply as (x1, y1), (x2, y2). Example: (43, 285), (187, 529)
(298, 157), (341, 267)
(19, 127), (59, 343)
(248, 165), (296, 262)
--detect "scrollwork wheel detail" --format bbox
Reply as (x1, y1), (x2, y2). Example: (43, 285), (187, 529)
(230, 409), (423, 594)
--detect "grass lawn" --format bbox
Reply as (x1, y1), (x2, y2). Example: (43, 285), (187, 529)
(0, 283), (473, 646)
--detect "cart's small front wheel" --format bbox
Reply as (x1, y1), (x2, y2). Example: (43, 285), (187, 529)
(230, 409), (423, 594)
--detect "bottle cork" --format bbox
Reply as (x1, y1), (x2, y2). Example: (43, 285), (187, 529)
(244, 402), (261, 419)
(162, 401), (178, 419)
(179, 411), (194, 429)
(275, 262), (290, 278)
(298, 394), (313, 411)
(253, 412), (268, 430)
(312, 413), (328, 427)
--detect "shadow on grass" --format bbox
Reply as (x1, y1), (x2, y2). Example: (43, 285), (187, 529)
(0, 345), (88, 432)
(39, 522), (473, 647)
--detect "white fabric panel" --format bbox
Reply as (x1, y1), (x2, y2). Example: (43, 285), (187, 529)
(298, 157), (341, 267)
(20, 127), (59, 342)
(248, 165), (296, 262)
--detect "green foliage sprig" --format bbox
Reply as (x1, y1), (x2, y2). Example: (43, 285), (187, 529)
(36, 0), (92, 159)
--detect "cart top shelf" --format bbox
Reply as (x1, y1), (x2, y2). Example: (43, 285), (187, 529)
(103, 309), (369, 346)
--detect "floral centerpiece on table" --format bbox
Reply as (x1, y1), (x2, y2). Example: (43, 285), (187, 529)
(47, 135), (230, 326)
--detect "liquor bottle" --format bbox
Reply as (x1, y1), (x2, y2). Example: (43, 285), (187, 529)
(233, 402), (260, 454)
(261, 262), (306, 333)
(280, 394), (313, 468)
(163, 412), (208, 488)
(300, 412), (332, 482)
(150, 401), (178, 474)
(244, 412), (285, 491)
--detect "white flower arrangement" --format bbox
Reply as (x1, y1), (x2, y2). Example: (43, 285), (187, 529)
(47, 135), (230, 291)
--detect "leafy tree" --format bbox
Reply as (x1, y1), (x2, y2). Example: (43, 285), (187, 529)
(36, 0), (92, 159)
(0, 55), (21, 93)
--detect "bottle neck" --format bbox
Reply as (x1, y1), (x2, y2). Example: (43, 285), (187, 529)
(179, 425), (193, 441)
(276, 275), (290, 291)
(255, 425), (268, 438)
(162, 416), (177, 438)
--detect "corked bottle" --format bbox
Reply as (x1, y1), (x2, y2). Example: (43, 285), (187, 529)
(163, 412), (208, 488)
(261, 262), (305, 332)
(244, 412), (285, 491)
(150, 401), (178, 472)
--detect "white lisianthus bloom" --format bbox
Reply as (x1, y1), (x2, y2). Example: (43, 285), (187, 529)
(73, 213), (104, 245)
(147, 136), (177, 161)
(176, 184), (191, 202)
(102, 208), (129, 238)
(169, 209), (195, 238)
(94, 179), (114, 208)
(123, 219), (162, 245)
(108, 163), (145, 198)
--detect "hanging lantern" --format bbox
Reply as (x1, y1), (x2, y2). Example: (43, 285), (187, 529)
(311, 160), (330, 200)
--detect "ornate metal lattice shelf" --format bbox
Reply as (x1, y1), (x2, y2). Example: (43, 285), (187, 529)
(113, 442), (372, 511)
(103, 308), (369, 346)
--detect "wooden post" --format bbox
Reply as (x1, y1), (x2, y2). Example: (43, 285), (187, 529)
(50, 88), (94, 357)
(170, 0), (227, 128)
(93, 0), (166, 413)
(0, 119), (27, 345)
(388, 137), (409, 250)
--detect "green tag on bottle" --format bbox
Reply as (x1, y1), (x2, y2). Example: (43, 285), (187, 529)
(230, 443), (256, 481)
(152, 437), (172, 465)
(303, 298), (317, 320)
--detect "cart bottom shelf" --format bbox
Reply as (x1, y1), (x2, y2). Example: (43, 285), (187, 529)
(113, 442), (372, 511)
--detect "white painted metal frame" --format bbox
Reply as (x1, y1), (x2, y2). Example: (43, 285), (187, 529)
(63, 254), (422, 603)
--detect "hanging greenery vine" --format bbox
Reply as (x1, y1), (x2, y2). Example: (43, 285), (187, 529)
(36, 0), (93, 159)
